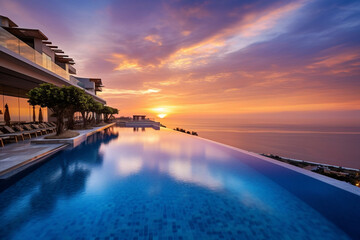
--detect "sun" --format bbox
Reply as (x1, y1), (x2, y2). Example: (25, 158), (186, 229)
(152, 106), (171, 119)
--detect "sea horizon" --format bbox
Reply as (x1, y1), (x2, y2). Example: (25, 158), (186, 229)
(162, 117), (360, 169)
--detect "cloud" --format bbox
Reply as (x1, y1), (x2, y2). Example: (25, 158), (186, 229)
(100, 88), (161, 96)
(2, 0), (360, 122)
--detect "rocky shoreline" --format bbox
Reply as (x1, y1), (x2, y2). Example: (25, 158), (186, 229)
(261, 154), (360, 188)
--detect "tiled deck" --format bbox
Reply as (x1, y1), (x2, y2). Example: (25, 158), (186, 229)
(0, 139), (67, 181)
(0, 140), (64, 173)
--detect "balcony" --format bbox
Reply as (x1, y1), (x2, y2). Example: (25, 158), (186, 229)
(0, 27), (69, 80)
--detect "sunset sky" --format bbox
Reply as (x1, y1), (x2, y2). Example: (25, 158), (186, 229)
(1, 0), (359, 124)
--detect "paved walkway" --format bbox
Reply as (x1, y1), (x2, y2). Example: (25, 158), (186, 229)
(0, 139), (66, 178)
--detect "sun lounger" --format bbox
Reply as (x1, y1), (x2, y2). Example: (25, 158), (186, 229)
(13, 125), (34, 139)
(48, 122), (57, 127)
(44, 122), (57, 129)
(0, 135), (11, 147)
(1, 126), (24, 141)
(0, 130), (22, 143)
(0, 137), (5, 147)
(31, 124), (48, 135)
(38, 123), (55, 133)
(23, 124), (42, 136)
(4, 125), (31, 139)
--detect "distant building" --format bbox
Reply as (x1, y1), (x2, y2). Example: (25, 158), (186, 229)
(0, 15), (106, 123)
(133, 115), (146, 121)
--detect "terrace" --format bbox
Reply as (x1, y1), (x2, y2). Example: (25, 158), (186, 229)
(0, 122), (116, 189)
(0, 25), (71, 80)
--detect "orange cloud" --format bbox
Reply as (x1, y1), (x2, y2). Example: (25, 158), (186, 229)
(100, 88), (161, 97)
(144, 34), (162, 46)
(311, 53), (359, 68)
(108, 53), (159, 72)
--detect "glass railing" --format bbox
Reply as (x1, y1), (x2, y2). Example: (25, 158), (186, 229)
(0, 27), (69, 80)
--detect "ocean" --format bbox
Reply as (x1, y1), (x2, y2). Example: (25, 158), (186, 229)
(162, 118), (360, 169)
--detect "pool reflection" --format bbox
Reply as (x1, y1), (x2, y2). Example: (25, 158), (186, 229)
(97, 127), (236, 190)
(0, 126), (357, 239)
(0, 128), (118, 239)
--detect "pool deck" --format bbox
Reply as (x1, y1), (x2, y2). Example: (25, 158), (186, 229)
(31, 122), (116, 147)
(0, 122), (115, 187)
(0, 142), (67, 180)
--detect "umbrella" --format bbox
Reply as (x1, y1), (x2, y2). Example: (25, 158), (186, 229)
(4, 104), (10, 126)
(39, 108), (43, 123)
(32, 106), (36, 122)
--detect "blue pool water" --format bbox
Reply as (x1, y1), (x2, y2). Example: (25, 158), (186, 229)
(0, 127), (359, 239)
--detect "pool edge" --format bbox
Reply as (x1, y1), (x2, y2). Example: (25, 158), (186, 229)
(164, 128), (360, 197)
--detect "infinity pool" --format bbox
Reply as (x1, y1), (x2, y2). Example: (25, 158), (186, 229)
(0, 127), (359, 239)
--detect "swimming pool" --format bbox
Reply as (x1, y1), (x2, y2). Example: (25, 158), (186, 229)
(0, 127), (359, 239)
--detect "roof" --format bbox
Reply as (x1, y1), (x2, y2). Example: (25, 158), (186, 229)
(3, 27), (48, 40)
(53, 49), (64, 53)
(0, 15), (18, 27)
(89, 78), (103, 84)
(2, 17), (76, 65)
(55, 54), (69, 58)
(89, 78), (104, 91)
(55, 55), (75, 64)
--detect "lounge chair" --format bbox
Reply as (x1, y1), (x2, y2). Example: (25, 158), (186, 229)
(5, 125), (32, 139)
(13, 125), (34, 139)
(31, 124), (48, 135)
(2, 126), (25, 141)
(23, 124), (42, 136)
(38, 123), (55, 133)
(0, 137), (5, 147)
(0, 135), (11, 147)
(0, 130), (22, 143)
(45, 122), (57, 129)
(48, 122), (57, 127)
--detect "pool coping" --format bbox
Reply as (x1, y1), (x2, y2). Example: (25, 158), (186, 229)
(0, 144), (69, 192)
(0, 144), (69, 180)
(31, 122), (116, 147)
(166, 128), (360, 197)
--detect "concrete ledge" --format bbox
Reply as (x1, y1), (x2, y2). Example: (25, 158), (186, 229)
(0, 144), (69, 192)
(31, 122), (116, 147)
(0, 144), (68, 180)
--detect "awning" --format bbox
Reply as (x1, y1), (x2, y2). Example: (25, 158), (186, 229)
(3, 27), (48, 40)
(89, 78), (103, 92)
(53, 49), (64, 53)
